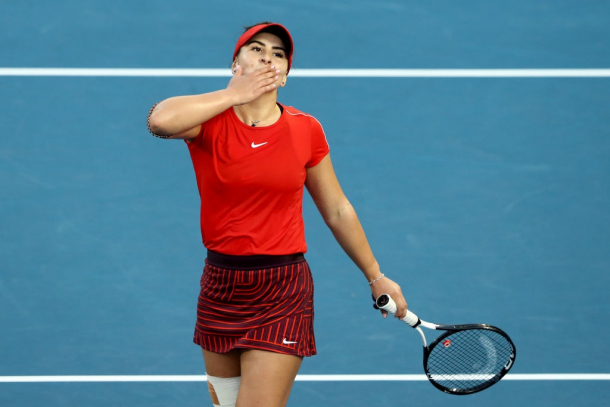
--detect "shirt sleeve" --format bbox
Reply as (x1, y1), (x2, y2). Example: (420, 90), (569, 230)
(306, 117), (330, 168)
(185, 113), (218, 149)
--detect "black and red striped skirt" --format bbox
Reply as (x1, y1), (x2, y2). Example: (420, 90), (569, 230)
(193, 250), (316, 357)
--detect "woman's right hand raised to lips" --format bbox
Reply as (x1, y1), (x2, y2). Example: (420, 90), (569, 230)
(226, 65), (281, 105)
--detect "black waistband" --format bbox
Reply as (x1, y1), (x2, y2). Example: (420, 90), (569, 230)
(206, 250), (305, 269)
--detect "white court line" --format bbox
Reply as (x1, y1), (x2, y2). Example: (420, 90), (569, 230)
(1, 68), (610, 77)
(1, 374), (609, 383)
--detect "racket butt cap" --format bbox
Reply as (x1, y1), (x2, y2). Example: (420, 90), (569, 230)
(375, 294), (421, 327)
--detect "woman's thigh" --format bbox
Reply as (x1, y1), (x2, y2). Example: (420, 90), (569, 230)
(202, 348), (242, 377)
(237, 349), (303, 407)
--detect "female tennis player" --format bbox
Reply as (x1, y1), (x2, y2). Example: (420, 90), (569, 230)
(147, 22), (407, 407)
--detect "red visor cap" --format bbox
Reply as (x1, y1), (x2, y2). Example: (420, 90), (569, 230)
(232, 23), (293, 73)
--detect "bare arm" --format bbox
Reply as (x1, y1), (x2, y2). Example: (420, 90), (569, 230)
(305, 154), (408, 319)
(148, 90), (235, 139)
(147, 65), (281, 140)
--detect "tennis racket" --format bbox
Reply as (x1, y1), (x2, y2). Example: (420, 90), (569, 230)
(375, 294), (516, 395)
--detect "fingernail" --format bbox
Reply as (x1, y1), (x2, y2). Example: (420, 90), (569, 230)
(271, 65), (275, 69)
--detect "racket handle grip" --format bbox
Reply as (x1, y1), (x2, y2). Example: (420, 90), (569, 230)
(376, 294), (421, 327)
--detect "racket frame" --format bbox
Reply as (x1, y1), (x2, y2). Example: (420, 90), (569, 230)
(423, 324), (516, 394)
(375, 294), (516, 395)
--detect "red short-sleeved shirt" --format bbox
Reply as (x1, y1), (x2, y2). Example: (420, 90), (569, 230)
(186, 104), (330, 255)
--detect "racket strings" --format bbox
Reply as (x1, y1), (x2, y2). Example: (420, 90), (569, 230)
(426, 329), (513, 393)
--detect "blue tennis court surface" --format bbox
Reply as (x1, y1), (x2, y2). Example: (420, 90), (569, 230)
(1, 1), (609, 406)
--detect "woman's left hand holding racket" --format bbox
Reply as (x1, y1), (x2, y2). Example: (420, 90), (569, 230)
(370, 275), (407, 320)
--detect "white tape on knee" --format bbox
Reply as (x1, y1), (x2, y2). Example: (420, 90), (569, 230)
(206, 374), (240, 407)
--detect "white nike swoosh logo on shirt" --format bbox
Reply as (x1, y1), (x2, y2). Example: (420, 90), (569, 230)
(251, 142), (268, 148)
(283, 338), (298, 344)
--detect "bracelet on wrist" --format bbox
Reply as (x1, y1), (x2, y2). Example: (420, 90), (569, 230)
(368, 273), (385, 285)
